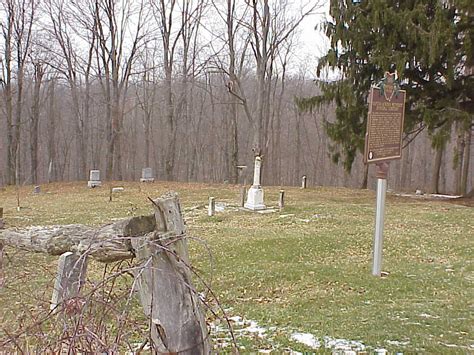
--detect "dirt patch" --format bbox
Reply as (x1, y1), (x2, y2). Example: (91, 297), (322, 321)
(449, 195), (474, 207)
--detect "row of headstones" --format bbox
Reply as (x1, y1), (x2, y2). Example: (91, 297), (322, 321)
(87, 168), (155, 188)
(207, 157), (308, 215)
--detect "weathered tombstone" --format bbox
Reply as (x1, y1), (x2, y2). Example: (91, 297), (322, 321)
(301, 175), (307, 189)
(33, 185), (41, 194)
(140, 167), (155, 183)
(244, 156), (266, 210)
(208, 197), (215, 216)
(364, 71), (406, 277)
(87, 170), (101, 188)
(51, 252), (88, 312)
(279, 190), (285, 210)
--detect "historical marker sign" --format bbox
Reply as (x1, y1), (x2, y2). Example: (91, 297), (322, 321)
(364, 72), (406, 164)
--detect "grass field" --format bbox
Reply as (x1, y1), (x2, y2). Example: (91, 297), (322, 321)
(0, 181), (472, 353)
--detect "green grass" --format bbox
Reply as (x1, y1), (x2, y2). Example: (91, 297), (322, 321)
(0, 181), (472, 353)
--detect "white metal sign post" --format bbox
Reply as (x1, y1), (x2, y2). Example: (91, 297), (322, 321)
(372, 162), (389, 276)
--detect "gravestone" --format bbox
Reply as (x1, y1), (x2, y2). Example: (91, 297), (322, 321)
(208, 197), (215, 216)
(87, 170), (101, 188)
(301, 175), (307, 189)
(50, 252), (88, 312)
(33, 185), (41, 194)
(244, 156), (266, 210)
(140, 167), (155, 183)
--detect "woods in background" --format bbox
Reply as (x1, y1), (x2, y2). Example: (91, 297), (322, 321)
(0, 0), (472, 195)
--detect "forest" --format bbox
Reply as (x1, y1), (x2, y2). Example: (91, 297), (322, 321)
(0, 0), (472, 195)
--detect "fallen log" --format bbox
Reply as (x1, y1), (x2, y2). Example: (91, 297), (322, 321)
(0, 215), (156, 262)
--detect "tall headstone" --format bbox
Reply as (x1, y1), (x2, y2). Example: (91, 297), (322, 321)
(244, 156), (266, 210)
(140, 167), (155, 183)
(87, 170), (101, 188)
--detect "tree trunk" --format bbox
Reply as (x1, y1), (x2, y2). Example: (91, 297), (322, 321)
(295, 110), (301, 185)
(4, 12), (14, 185)
(431, 145), (443, 194)
(47, 80), (57, 183)
(461, 127), (472, 196)
(30, 63), (43, 184)
(361, 163), (369, 189)
(454, 122), (464, 195)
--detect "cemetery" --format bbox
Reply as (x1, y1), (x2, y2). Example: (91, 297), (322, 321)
(0, 0), (472, 353)
(0, 180), (471, 353)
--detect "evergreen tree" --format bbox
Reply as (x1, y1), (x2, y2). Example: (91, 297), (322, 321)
(298, 0), (473, 188)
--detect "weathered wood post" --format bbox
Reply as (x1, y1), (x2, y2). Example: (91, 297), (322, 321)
(208, 197), (215, 217)
(278, 190), (285, 210)
(132, 193), (210, 354)
(50, 252), (88, 312)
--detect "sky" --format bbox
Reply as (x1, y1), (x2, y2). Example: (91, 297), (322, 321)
(288, 0), (331, 78)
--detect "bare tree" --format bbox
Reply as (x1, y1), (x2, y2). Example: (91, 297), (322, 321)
(94, 0), (149, 180)
(44, 0), (97, 180)
(0, 0), (15, 184)
(28, 59), (43, 184)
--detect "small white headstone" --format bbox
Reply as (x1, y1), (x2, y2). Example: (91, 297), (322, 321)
(208, 197), (215, 216)
(140, 167), (155, 183)
(88, 169), (101, 188)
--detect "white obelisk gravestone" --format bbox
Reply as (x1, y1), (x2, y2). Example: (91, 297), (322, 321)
(244, 156), (266, 210)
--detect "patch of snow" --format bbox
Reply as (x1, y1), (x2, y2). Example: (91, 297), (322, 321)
(428, 194), (461, 199)
(291, 332), (321, 349)
(256, 208), (277, 214)
(228, 315), (244, 325)
(323, 336), (366, 352)
(419, 313), (439, 319)
(240, 320), (267, 337)
(386, 340), (410, 346)
(439, 342), (460, 348)
(215, 202), (226, 212)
